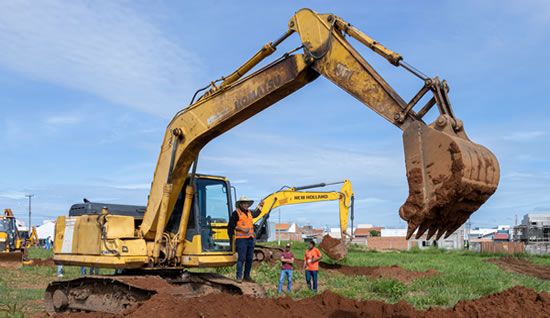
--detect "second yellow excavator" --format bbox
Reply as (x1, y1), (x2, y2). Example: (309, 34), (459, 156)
(210, 179), (354, 261)
(46, 8), (499, 314)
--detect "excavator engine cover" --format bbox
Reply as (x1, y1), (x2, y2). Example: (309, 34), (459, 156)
(400, 116), (499, 240)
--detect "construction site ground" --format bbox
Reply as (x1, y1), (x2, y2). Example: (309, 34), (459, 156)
(1, 244), (549, 317)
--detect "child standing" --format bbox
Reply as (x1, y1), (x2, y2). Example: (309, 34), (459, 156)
(303, 240), (322, 293)
(278, 243), (294, 294)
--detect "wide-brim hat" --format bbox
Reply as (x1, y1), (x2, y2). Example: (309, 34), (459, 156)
(236, 195), (254, 205)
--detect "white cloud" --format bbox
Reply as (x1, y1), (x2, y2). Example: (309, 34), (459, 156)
(0, 1), (199, 116)
(111, 183), (151, 190)
(44, 114), (82, 126)
(0, 191), (27, 200)
(354, 197), (388, 204)
(502, 131), (545, 141)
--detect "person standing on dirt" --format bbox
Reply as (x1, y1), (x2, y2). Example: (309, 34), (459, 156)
(304, 240), (322, 293)
(278, 243), (294, 294)
(228, 195), (261, 283)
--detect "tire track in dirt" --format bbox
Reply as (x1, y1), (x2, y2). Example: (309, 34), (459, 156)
(487, 256), (550, 280)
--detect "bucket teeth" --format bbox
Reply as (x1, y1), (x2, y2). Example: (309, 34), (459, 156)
(444, 222), (463, 239)
(426, 226), (439, 240)
(435, 229), (447, 241)
(406, 223), (418, 240)
(400, 120), (500, 242)
(415, 222), (430, 240)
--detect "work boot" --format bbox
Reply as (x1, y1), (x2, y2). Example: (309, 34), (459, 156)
(243, 277), (255, 283)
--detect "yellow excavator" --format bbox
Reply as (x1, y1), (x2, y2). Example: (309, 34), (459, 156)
(210, 179), (353, 261)
(25, 226), (38, 248)
(0, 209), (25, 264)
(46, 8), (499, 314)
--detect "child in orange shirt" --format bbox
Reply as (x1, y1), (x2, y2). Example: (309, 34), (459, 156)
(303, 240), (322, 292)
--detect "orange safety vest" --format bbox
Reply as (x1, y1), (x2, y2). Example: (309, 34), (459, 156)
(235, 209), (254, 239)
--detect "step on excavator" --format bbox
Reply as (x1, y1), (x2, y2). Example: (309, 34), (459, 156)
(45, 8), (499, 314)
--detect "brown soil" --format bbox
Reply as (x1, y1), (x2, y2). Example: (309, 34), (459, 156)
(282, 258), (437, 283)
(0, 261), (22, 268)
(27, 258), (56, 266)
(322, 263), (437, 283)
(487, 256), (550, 280)
(53, 285), (550, 318)
(319, 235), (348, 260)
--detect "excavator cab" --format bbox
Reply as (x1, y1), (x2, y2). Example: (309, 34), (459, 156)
(167, 175), (233, 255)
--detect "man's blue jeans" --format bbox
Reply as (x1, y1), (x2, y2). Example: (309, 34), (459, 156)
(236, 237), (255, 280)
(305, 270), (318, 292)
(278, 269), (293, 293)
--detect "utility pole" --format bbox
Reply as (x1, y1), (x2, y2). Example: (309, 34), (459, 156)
(277, 208), (281, 246)
(25, 194), (34, 230)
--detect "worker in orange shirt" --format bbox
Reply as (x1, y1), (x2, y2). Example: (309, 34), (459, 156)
(303, 240), (322, 292)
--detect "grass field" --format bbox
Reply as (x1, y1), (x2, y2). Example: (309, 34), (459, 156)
(1, 245), (549, 316)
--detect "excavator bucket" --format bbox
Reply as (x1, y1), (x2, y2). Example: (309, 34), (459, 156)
(319, 235), (348, 261)
(400, 117), (500, 240)
(0, 251), (24, 267)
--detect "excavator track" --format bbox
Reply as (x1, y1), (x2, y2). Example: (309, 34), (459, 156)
(254, 244), (284, 262)
(45, 271), (265, 314)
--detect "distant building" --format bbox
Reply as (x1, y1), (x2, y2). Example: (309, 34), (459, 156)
(469, 227), (497, 239)
(522, 213), (550, 226)
(352, 226), (384, 244)
(381, 229), (407, 237)
(514, 213), (550, 243)
(493, 232), (510, 241)
(410, 225), (465, 250)
(327, 227), (353, 239)
(274, 223), (301, 241)
(300, 225), (324, 242)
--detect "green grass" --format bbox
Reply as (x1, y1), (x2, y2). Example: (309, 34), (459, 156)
(249, 241), (550, 308)
(1, 245), (550, 315)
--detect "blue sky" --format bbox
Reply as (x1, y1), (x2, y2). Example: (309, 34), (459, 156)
(1, 1), (549, 229)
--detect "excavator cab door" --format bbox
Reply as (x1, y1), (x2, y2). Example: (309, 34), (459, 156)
(193, 177), (233, 252)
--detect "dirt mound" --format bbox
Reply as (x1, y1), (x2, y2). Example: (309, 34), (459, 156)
(324, 264), (437, 283)
(429, 285), (550, 317)
(487, 256), (550, 280)
(53, 285), (550, 317)
(291, 259), (437, 283)
(27, 258), (55, 266)
(319, 235), (347, 260)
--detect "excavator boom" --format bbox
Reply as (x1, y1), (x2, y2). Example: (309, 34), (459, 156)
(140, 8), (499, 250)
(254, 179), (353, 235)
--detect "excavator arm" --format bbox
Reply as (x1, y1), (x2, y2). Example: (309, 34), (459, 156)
(140, 8), (499, 263)
(253, 180), (354, 239)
